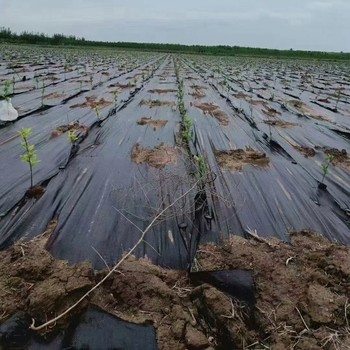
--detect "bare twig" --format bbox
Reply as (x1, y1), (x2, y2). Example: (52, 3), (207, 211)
(20, 246), (25, 257)
(295, 307), (310, 332)
(187, 307), (197, 325)
(113, 207), (144, 233)
(30, 181), (198, 331)
(91, 246), (111, 271)
(246, 227), (276, 248)
(0, 310), (8, 321)
(345, 298), (349, 330)
(321, 329), (342, 350)
(172, 281), (192, 297)
(286, 256), (295, 266)
(221, 298), (235, 319)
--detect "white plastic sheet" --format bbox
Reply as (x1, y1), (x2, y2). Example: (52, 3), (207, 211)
(0, 99), (18, 121)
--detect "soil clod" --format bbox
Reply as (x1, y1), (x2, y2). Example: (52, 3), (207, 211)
(294, 145), (316, 157)
(131, 143), (177, 168)
(192, 102), (229, 125)
(70, 96), (112, 109)
(140, 99), (176, 108)
(137, 117), (168, 129)
(216, 147), (270, 171)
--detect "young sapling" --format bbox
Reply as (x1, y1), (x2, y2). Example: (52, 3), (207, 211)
(2, 81), (11, 101)
(335, 88), (342, 111)
(68, 130), (78, 144)
(194, 155), (209, 190)
(12, 76), (16, 94)
(18, 128), (40, 188)
(182, 114), (193, 145)
(41, 80), (45, 108)
(113, 90), (119, 109)
(64, 62), (69, 80)
(319, 154), (335, 189)
(89, 75), (93, 89)
(94, 105), (102, 126)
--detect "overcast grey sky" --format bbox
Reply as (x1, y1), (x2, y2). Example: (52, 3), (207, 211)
(0, 0), (349, 52)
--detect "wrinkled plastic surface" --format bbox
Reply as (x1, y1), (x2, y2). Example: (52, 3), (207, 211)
(0, 99), (18, 121)
(190, 270), (255, 305)
(1, 308), (157, 350)
(0, 312), (31, 349)
(62, 308), (157, 350)
(0, 52), (349, 271)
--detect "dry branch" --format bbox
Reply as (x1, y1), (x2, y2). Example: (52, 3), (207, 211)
(30, 181), (198, 331)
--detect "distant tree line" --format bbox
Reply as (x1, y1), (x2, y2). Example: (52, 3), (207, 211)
(1, 27), (349, 60)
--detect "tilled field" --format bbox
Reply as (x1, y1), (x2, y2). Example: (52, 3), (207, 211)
(0, 46), (350, 349)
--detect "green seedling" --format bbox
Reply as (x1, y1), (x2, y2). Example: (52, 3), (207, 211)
(320, 154), (335, 186)
(12, 76), (16, 94)
(89, 75), (93, 89)
(222, 78), (230, 98)
(238, 101), (244, 113)
(194, 155), (209, 188)
(225, 80), (230, 99)
(68, 130), (78, 143)
(249, 101), (253, 116)
(113, 90), (119, 108)
(182, 114), (193, 144)
(18, 128), (40, 188)
(64, 63), (69, 80)
(268, 123), (272, 142)
(178, 100), (186, 115)
(177, 86), (184, 99)
(94, 105), (101, 122)
(2, 80), (12, 101)
(335, 89), (342, 111)
(177, 80), (185, 115)
(41, 80), (45, 107)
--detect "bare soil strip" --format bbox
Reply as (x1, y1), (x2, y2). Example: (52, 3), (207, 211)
(216, 147), (270, 171)
(148, 89), (177, 94)
(70, 96), (112, 109)
(287, 100), (331, 122)
(293, 145), (316, 158)
(140, 99), (176, 108)
(321, 147), (350, 172)
(264, 120), (297, 128)
(45, 92), (66, 100)
(192, 102), (229, 125)
(262, 107), (282, 117)
(50, 122), (89, 139)
(131, 143), (177, 168)
(137, 117), (168, 129)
